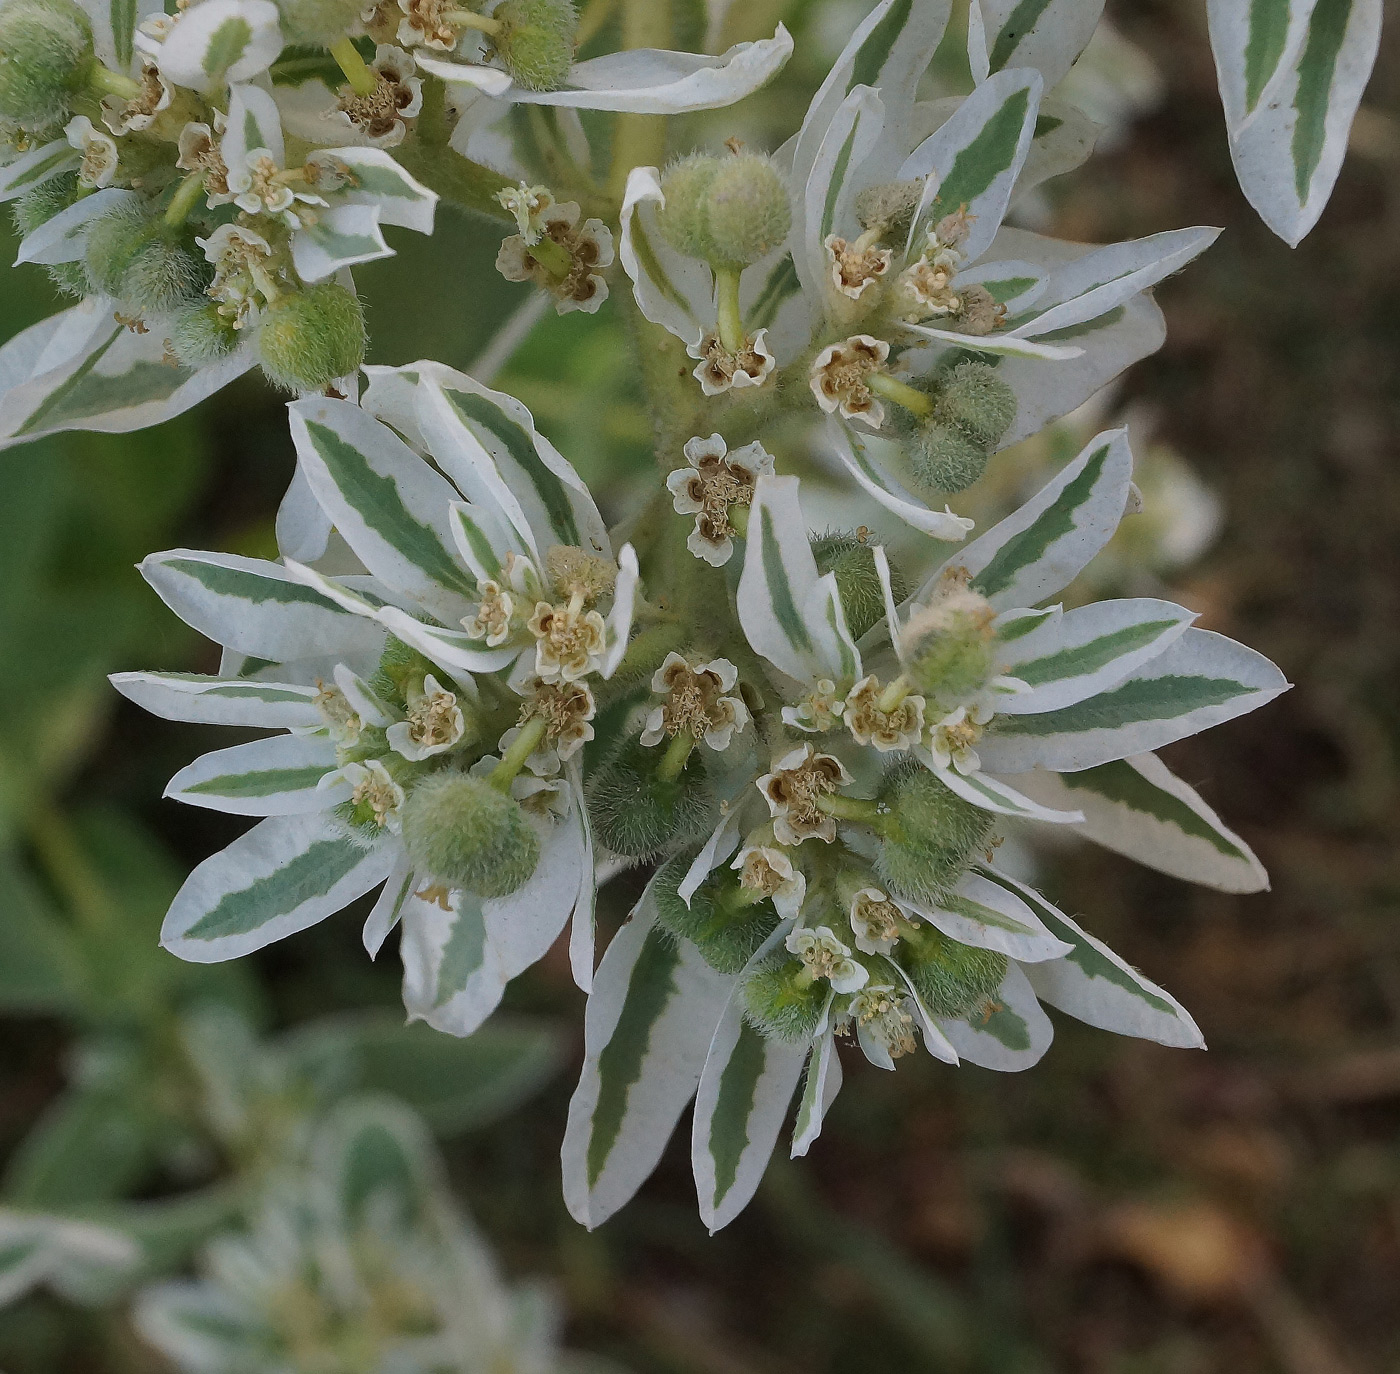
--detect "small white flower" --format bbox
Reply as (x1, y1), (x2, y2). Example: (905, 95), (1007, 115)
(340, 760), (405, 832)
(840, 983), (918, 1068)
(842, 675), (926, 753)
(100, 57), (172, 136)
(808, 335), (890, 428)
(688, 329), (776, 397)
(757, 745), (853, 846)
(640, 653), (749, 752)
(332, 45), (423, 149)
(848, 887), (902, 956)
(781, 679), (846, 734)
(731, 844), (805, 920)
(64, 116), (118, 189)
(496, 202), (614, 316)
(927, 704), (992, 774)
(176, 121), (231, 199)
(386, 674), (464, 761)
(667, 434), (774, 567)
(504, 677), (597, 776)
(394, 0), (462, 51)
(225, 148), (301, 220)
(196, 224), (277, 327)
(825, 233), (892, 300)
(496, 182), (554, 245)
(314, 679), (364, 746)
(528, 598), (608, 683)
(786, 925), (868, 994)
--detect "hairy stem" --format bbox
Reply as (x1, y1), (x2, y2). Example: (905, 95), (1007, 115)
(330, 36), (378, 98)
(490, 715), (549, 789)
(607, 0), (671, 200)
(395, 77), (516, 221)
(656, 728), (695, 782)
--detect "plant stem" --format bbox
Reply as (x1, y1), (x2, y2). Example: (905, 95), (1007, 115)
(330, 36), (378, 97)
(446, 7), (502, 34)
(876, 675), (910, 714)
(715, 265), (745, 354)
(728, 502), (750, 537)
(656, 729), (695, 782)
(164, 170), (206, 228)
(396, 78), (516, 221)
(607, 0), (670, 200)
(815, 793), (887, 828)
(867, 371), (932, 419)
(87, 63), (141, 101)
(489, 715), (548, 789)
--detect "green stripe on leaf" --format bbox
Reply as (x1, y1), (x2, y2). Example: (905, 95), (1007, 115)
(992, 673), (1259, 737)
(1056, 760), (1252, 861)
(759, 506), (814, 655)
(303, 419), (476, 598)
(442, 389), (580, 547)
(708, 1021), (768, 1205)
(587, 930), (682, 1186)
(183, 838), (368, 941)
(182, 765), (331, 799)
(932, 87), (1031, 214)
(1014, 618), (1181, 686)
(974, 443), (1108, 599)
(1292, 0), (1352, 201)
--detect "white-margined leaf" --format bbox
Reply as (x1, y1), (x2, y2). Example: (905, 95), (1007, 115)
(292, 201), (390, 280)
(899, 66), (1043, 263)
(107, 672), (322, 728)
(417, 26), (792, 112)
(1208, 0), (1381, 245)
(363, 857), (415, 958)
(289, 397), (477, 623)
(996, 597), (1197, 714)
(937, 960), (1053, 1070)
(156, 0), (282, 93)
(791, 0), (954, 219)
(921, 428), (1132, 611)
(923, 754), (1084, 823)
(420, 370), (610, 560)
(1004, 752), (1269, 893)
(692, 932), (809, 1233)
(0, 1211), (136, 1306)
(901, 869), (1073, 963)
(803, 84), (886, 310)
(619, 166), (716, 348)
(999, 872), (1206, 1048)
(161, 814), (394, 963)
(164, 733), (341, 816)
(275, 463), (334, 563)
(17, 187), (135, 264)
(222, 80), (284, 168)
(827, 423), (976, 541)
(562, 885), (733, 1229)
(320, 147), (437, 232)
(790, 1027), (842, 1159)
(0, 299), (252, 449)
(968, 0), (1105, 88)
(401, 802), (586, 1038)
(0, 140), (78, 202)
(739, 474), (860, 686)
(980, 628), (1290, 773)
(139, 549), (386, 661)
(1009, 228), (1220, 341)
(1013, 97), (1101, 203)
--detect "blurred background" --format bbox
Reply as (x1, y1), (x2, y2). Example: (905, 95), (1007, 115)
(2, 0), (1399, 1369)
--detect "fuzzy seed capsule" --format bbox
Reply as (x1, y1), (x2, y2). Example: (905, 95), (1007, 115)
(400, 772), (540, 899)
(256, 282), (367, 393)
(493, 0), (578, 93)
(274, 0), (362, 47)
(895, 922), (1006, 1019)
(873, 761), (993, 904)
(656, 153), (720, 260)
(653, 855), (779, 974)
(742, 951), (830, 1042)
(853, 179), (923, 241)
(0, 0), (93, 129)
(702, 152), (791, 269)
(83, 201), (159, 297)
(937, 361), (1016, 448)
(908, 420), (988, 494)
(168, 302), (240, 368)
(812, 532), (907, 641)
(586, 735), (714, 861)
(10, 168), (80, 236)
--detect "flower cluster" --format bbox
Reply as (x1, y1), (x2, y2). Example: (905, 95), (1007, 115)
(3, 0), (1373, 1235)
